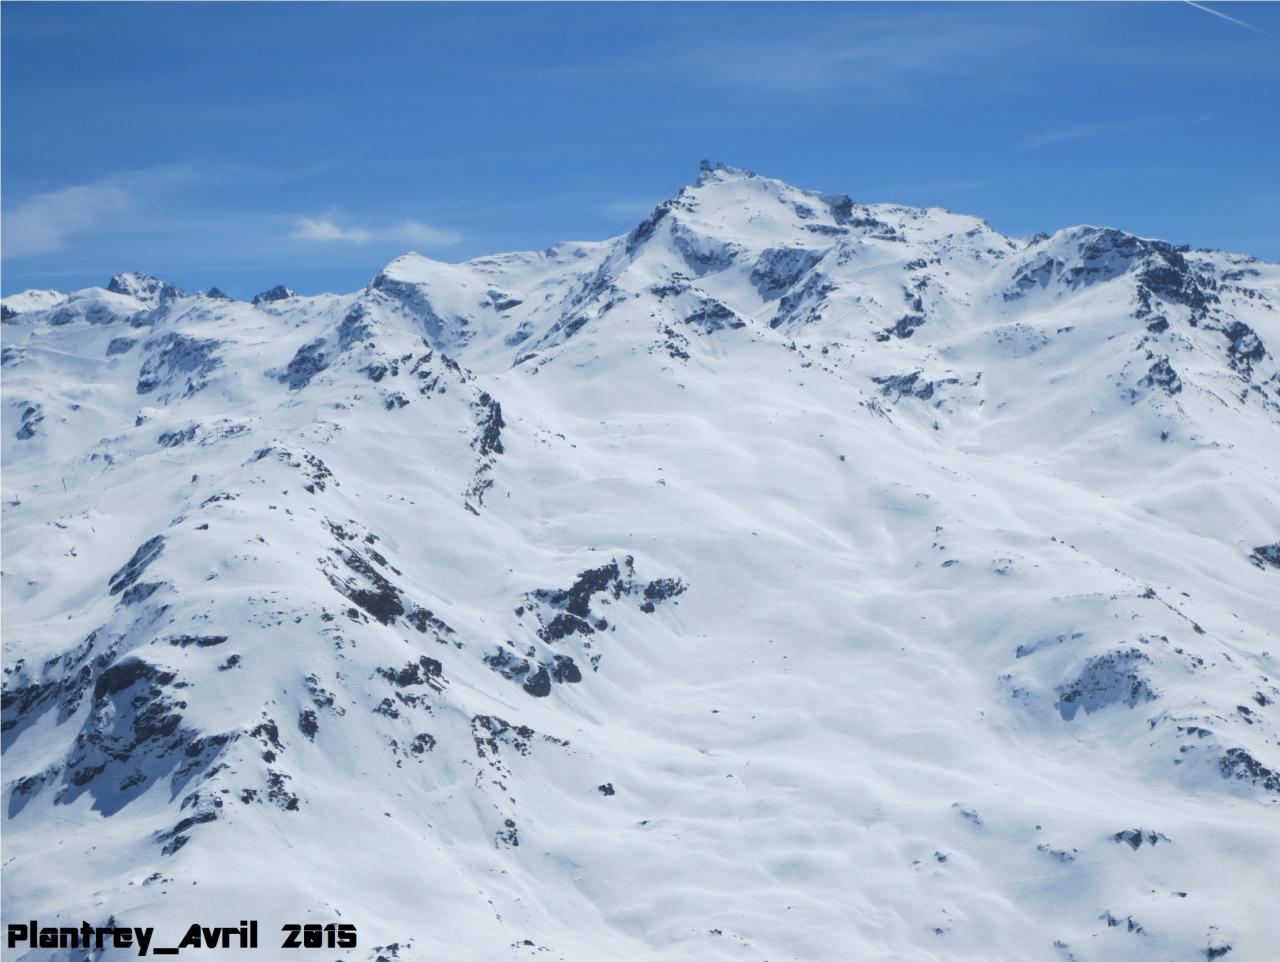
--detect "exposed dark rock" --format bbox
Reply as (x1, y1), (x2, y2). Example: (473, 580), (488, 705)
(823, 193), (856, 224)
(485, 648), (532, 683)
(326, 546), (404, 624)
(472, 391), (504, 457)
(471, 714), (567, 762)
(521, 666), (552, 697)
(276, 308), (370, 390)
(1, 677), (61, 740)
(751, 247), (825, 301)
(252, 285), (295, 305)
(539, 613), (593, 641)
(250, 718), (283, 755)
(1099, 912), (1144, 934)
(650, 276), (692, 300)
(1222, 321), (1266, 374)
(49, 654), (226, 816)
(258, 446), (335, 493)
(504, 321), (534, 347)
(486, 648), (580, 697)
(336, 305), (372, 349)
(406, 733), (435, 756)
(265, 770), (299, 811)
(1006, 257), (1064, 299)
(108, 535), (165, 596)
(378, 656), (444, 692)
(406, 606), (456, 643)
(108, 272), (185, 303)
(523, 558), (685, 669)
(549, 654), (582, 684)
(497, 817), (519, 847)
(640, 578), (686, 613)
(871, 371), (958, 403)
(1036, 844), (1077, 863)
(536, 561), (624, 619)
(1219, 747), (1280, 793)
(15, 403), (43, 440)
(118, 580), (160, 606)
(670, 222), (742, 276)
(487, 290), (523, 312)
(1135, 245), (1216, 315)
(772, 273), (837, 328)
(876, 314), (927, 341)
(166, 635), (227, 648)
(1251, 544), (1280, 570)
(1139, 357), (1182, 395)
(1111, 828), (1170, 850)
(106, 337), (137, 356)
(278, 338), (329, 390)
(1056, 649), (1157, 720)
(155, 794), (221, 855)
(298, 709), (318, 740)
(137, 333), (222, 398)
(158, 425), (198, 447)
(684, 299), (747, 334)
(626, 202), (674, 256)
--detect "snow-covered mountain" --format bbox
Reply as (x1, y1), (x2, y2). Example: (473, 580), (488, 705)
(3, 162), (1278, 962)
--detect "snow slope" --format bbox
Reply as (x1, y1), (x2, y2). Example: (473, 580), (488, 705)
(4, 162), (1279, 962)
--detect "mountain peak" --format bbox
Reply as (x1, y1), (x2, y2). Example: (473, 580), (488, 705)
(696, 159), (757, 182)
(106, 271), (185, 304)
(252, 284), (297, 306)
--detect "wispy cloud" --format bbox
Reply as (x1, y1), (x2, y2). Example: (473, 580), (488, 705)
(560, 10), (1046, 97)
(1024, 117), (1162, 148)
(900, 178), (1002, 195)
(2, 182), (132, 258)
(1183, 1), (1264, 34)
(597, 198), (663, 221)
(1023, 111), (1222, 149)
(2, 164), (222, 260)
(291, 217), (460, 246)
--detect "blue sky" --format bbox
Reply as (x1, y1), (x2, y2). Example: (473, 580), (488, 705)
(2, 2), (1277, 298)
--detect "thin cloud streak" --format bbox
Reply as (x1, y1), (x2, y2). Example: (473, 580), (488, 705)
(291, 217), (461, 247)
(597, 198), (663, 221)
(1024, 117), (1161, 149)
(554, 13), (1046, 97)
(1183, 1), (1264, 34)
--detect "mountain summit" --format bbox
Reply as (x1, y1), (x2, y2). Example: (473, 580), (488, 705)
(3, 167), (1278, 962)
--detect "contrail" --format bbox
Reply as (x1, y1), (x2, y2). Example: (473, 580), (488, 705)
(1182, 1), (1264, 34)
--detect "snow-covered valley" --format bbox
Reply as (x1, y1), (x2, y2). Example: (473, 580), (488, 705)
(3, 162), (1278, 961)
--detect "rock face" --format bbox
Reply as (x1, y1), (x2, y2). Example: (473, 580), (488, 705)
(3, 164), (1279, 962)
(252, 284), (296, 305)
(107, 271), (186, 305)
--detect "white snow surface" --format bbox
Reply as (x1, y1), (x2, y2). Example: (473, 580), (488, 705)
(3, 163), (1279, 961)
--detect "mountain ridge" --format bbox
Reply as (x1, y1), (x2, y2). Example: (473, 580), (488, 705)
(3, 164), (1278, 962)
